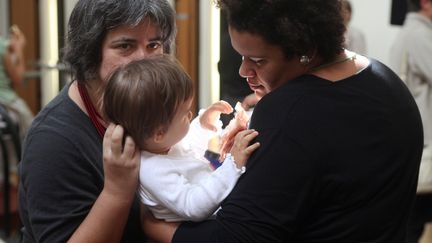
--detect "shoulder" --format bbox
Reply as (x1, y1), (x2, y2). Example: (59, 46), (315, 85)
(0, 37), (8, 48)
(140, 151), (203, 171)
(367, 59), (404, 84)
(139, 153), (183, 188)
(140, 151), (210, 181)
(30, 86), (96, 138)
(139, 153), (178, 176)
(250, 60), (410, 132)
(22, 85), (102, 173)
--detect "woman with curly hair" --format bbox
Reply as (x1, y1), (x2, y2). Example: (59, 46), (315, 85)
(144, 0), (423, 242)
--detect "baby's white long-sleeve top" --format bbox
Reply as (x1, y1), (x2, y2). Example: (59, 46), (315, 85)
(138, 112), (245, 222)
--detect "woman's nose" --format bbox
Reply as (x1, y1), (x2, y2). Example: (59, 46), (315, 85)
(133, 44), (160, 60)
(127, 51), (145, 63)
(239, 59), (255, 78)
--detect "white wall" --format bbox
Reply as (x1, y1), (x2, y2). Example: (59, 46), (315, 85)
(63, 0), (79, 32)
(0, 0), (9, 37)
(349, 0), (402, 66)
(198, 1), (220, 109)
(39, 0), (59, 106)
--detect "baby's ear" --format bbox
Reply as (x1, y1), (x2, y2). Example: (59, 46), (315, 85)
(153, 128), (166, 144)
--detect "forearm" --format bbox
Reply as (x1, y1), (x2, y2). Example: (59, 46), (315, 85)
(144, 158), (243, 221)
(68, 189), (134, 243)
(181, 159), (242, 220)
(141, 204), (178, 243)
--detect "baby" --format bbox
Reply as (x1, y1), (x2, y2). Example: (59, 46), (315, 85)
(103, 55), (259, 222)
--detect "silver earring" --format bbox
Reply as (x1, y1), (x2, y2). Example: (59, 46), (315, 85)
(300, 55), (311, 65)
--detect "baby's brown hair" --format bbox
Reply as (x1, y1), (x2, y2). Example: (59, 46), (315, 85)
(103, 54), (194, 149)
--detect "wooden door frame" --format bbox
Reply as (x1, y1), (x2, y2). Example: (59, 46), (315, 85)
(10, 0), (40, 114)
(175, 0), (199, 114)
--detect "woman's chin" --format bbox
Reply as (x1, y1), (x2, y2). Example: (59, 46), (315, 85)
(254, 89), (267, 100)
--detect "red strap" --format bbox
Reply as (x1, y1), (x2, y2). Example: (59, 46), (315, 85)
(77, 82), (106, 138)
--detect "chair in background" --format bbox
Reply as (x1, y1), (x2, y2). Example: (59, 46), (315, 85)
(0, 105), (21, 239)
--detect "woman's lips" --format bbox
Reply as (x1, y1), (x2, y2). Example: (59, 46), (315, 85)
(248, 82), (262, 90)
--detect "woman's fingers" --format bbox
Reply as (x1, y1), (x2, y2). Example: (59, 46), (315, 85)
(245, 141), (260, 154)
(103, 123), (115, 159)
(234, 129), (258, 147)
(103, 124), (138, 165)
(232, 129), (260, 154)
(102, 124), (140, 198)
(123, 136), (137, 161)
(229, 129), (260, 167)
(110, 125), (124, 157)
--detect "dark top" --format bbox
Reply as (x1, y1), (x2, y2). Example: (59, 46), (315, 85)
(18, 85), (146, 242)
(173, 59), (423, 243)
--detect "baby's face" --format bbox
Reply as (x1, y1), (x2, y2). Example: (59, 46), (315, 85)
(144, 99), (193, 154)
(163, 99), (193, 147)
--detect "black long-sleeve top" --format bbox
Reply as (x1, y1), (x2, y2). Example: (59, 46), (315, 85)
(173, 59), (423, 243)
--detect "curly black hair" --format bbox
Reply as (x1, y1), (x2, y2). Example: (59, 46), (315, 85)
(216, 0), (346, 62)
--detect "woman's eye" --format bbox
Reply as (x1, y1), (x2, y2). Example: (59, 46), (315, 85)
(117, 43), (132, 50)
(250, 58), (263, 65)
(148, 42), (161, 50)
(243, 56), (263, 66)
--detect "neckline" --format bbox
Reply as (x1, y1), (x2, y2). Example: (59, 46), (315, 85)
(304, 57), (372, 84)
(77, 81), (106, 138)
(308, 50), (357, 73)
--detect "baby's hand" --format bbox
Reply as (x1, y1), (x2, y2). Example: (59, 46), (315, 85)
(241, 93), (259, 111)
(200, 100), (233, 132)
(230, 129), (260, 168)
(219, 102), (249, 160)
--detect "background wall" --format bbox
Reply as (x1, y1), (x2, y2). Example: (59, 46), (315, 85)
(198, 1), (220, 109)
(349, 0), (402, 66)
(0, 0), (9, 37)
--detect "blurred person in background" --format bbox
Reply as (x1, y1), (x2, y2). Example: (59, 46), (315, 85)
(389, 0), (432, 242)
(0, 25), (33, 140)
(341, 0), (368, 55)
